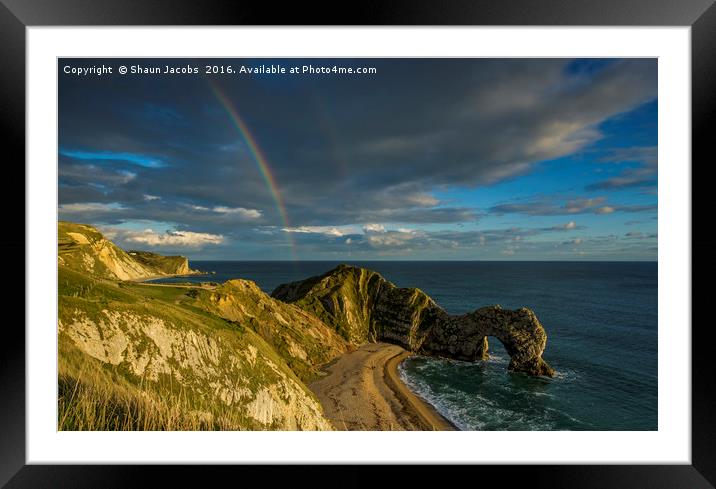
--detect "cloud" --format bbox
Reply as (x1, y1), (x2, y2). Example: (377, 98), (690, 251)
(595, 206), (615, 214)
(59, 59), (655, 234)
(586, 169), (657, 191)
(564, 198), (607, 213)
(212, 206), (262, 219)
(490, 197), (655, 216)
(366, 232), (418, 247)
(616, 204), (657, 213)
(363, 223), (386, 233)
(227, 220), (657, 260)
(353, 206), (480, 224)
(109, 228), (224, 248)
(489, 197), (605, 216)
(331, 59), (656, 190)
(535, 221), (586, 232)
(599, 146), (657, 166)
(624, 231), (658, 239)
(189, 205), (210, 211)
(282, 225), (359, 237)
(60, 163), (137, 185)
(188, 204), (262, 219)
(57, 58), (657, 259)
(587, 146), (658, 191)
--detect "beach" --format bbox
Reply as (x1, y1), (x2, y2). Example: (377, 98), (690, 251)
(309, 343), (455, 431)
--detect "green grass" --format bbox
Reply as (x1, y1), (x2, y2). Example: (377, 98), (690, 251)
(58, 342), (256, 430)
(188, 280), (347, 383)
(58, 263), (328, 431)
(126, 250), (190, 275)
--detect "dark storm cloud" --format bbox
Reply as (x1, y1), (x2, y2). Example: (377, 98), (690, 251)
(58, 58), (656, 235)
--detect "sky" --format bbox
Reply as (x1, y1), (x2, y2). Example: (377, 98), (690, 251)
(58, 58), (657, 261)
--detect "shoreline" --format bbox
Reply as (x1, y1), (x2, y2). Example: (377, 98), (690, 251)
(309, 343), (456, 431)
(383, 350), (459, 431)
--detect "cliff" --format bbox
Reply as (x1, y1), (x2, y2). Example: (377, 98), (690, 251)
(272, 264), (554, 377)
(58, 265), (334, 431)
(58, 221), (198, 281)
(57, 223), (336, 430)
(127, 250), (192, 276)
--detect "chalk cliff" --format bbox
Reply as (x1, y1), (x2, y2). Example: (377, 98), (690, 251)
(58, 221), (198, 280)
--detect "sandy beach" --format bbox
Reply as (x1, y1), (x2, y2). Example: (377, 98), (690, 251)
(309, 342), (456, 431)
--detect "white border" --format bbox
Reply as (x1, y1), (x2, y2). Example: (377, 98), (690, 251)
(27, 27), (691, 464)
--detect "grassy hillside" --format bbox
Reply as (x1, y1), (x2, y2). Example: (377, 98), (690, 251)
(127, 250), (193, 276)
(58, 260), (334, 430)
(272, 264), (433, 345)
(190, 279), (348, 382)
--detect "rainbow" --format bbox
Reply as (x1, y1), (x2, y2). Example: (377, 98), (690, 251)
(208, 79), (296, 259)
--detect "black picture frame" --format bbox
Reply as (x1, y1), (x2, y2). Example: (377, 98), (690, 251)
(3, 0), (713, 487)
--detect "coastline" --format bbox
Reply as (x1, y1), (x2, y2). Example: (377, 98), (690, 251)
(129, 269), (456, 430)
(309, 343), (456, 431)
(384, 350), (458, 431)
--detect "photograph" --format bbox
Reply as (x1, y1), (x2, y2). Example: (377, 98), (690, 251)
(57, 57), (658, 432)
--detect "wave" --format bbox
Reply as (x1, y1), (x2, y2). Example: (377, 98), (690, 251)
(399, 357), (588, 431)
(551, 367), (580, 382)
(398, 362), (472, 430)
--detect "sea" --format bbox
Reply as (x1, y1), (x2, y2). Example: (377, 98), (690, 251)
(150, 261), (658, 431)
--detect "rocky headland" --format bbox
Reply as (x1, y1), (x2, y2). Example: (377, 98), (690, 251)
(272, 264), (554, 377)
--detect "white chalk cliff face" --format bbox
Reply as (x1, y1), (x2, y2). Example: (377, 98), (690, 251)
(59, 307), (332, 431)
(58, 221), (195, 281)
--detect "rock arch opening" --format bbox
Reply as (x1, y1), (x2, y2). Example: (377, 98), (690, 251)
(421, 305), (555, 377)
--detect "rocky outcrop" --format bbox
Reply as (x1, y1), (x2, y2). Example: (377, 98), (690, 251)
(272, 264), (554, 377)
(424, 306), (554, 377)
(58, 221), (197, 281)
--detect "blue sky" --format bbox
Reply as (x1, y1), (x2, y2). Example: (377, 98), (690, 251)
(58, 58), (657, 260)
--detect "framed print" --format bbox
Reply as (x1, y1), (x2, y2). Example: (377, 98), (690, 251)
(4, 0), (714, 487)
